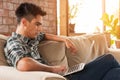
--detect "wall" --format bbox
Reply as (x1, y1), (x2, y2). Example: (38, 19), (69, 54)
(0, 0), (57, 35)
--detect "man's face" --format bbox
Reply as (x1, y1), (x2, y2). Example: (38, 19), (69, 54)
(25, 15), (43, 39)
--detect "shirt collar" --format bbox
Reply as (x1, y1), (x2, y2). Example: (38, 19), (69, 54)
(12, 32), (30, 44)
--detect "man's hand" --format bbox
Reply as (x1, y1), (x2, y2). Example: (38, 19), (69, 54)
(64, 38), (77, 54)
(51, 65), (67, 73)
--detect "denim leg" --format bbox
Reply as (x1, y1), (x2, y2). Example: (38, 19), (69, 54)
(102, 68), (120, 80)
(65, 54), (120, 80)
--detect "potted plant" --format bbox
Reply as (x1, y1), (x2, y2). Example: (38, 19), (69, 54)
(101, 13), (120, 48)
(68, 4), (78, 33)
(114, 25), (120, 48)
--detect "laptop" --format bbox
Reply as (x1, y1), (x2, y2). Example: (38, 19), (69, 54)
(59, 63), (85, 76)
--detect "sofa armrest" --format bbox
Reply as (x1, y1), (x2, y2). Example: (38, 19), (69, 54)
(107, 48), (120, 63)
(0, 66), (66, 80)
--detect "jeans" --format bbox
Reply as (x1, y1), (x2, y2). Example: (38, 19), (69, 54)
(65, 54), (120, 80)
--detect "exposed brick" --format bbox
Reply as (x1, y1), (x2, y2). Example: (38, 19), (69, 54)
(43, 15), (49, 20)
(9, 25), (16, 32)
(18, 0), (24, 4)
(49, 21), (56, 27)
(42, 27), (49, 33)
(28, 0), (39, 5)
(0, 16), (2, 24)
(0, 25), (9, 33)
(39, 1), (45, 7)
(2, 0), (8, 1)
(43, 8), (48, 13)
(48, 27), (56, 34)
(10, 0), (18, 3)
(13, 18), (17, 25)
(48, 8), (53, 15)
(46, 0), (56, 3)
(48, 2), (56, 8)
(3, 17), (14, 24)
(0, 0), (57, 35)
(1, 0), (5, 1)
(9, 10), (15, 17)
(3, 2), (14, 10)
(43, 20), (49, 27)
(13, 3), (19, 10)
(0, 9), (3, 15)
(0, 9), (9, 16)
(0, 1), (3, 8)
(43, 2), (49, 7)
(49, 14), (55, 21)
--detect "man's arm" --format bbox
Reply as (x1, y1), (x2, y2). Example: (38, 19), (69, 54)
(44, 33), (77, 53)
(17, 57), (66, 73)
(44, 33), (66, 42)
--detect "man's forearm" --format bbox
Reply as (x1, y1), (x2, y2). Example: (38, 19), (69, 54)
(17, 57), (53, 72)
(44, 33), (66, 42)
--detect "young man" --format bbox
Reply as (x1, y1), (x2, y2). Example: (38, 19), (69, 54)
(4, 2), (120, 80)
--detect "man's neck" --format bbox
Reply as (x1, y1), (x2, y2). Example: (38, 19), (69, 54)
(16, 25), (26, 37)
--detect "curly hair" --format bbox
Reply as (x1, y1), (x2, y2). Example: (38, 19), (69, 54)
(15, 2), (46, 24)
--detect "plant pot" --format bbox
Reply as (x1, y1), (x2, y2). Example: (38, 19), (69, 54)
(115, 25), (120, 39)
(115, 39), (120, 48)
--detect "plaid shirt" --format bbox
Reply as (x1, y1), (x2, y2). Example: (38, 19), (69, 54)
(4, 32), (45, 67)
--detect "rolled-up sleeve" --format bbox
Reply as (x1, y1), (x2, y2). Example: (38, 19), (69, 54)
(5, 41), (31, 67)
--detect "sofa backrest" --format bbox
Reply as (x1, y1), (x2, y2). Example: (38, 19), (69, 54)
(66, 33), (109, 67)
(0, 34), (9, 66)
(0, 33), (109, 68)
(0, 34), (69, 68)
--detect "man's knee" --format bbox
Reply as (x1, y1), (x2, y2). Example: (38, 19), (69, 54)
(102, 54), (119, 67)
(99, 54), (115, 62)
(103, 68), (120, 80)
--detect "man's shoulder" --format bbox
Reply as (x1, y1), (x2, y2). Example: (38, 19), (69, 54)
(6, 35), (22, 47)
(7, 36), (19, 42)
(4, 36), (20, 51)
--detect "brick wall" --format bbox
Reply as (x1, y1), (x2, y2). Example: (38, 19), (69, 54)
(0, 0), (57, 35)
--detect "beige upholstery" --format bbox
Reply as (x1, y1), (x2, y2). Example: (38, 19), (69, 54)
(0, 66), (66, 80)
(0, 34), (66, 80)
(38, 41), (68, 68)
(0, 33), (120, 80)
(0, 35), (8, 66)
(66, 34), (109, 67)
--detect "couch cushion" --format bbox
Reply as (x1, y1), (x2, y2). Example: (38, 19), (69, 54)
(66, 33), (108, 67)
(0, 34), (9, 66)
(38, 41), (68, 68)
(86, 33), (108, 55)
(66, 36), (92, 67)
(0, 66), (66, 80)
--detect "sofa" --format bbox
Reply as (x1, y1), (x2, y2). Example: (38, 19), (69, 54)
(0, 33), (120, 80)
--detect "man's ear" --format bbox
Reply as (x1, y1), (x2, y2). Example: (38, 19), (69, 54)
(21, 18), (28, 27)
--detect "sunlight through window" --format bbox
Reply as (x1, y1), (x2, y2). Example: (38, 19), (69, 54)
(69, 0), (102, 33)
(68, 0), (119, 33)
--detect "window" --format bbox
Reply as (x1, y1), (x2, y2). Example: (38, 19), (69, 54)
(57, 0), (119, 36)
(68, 0), (119, 34)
